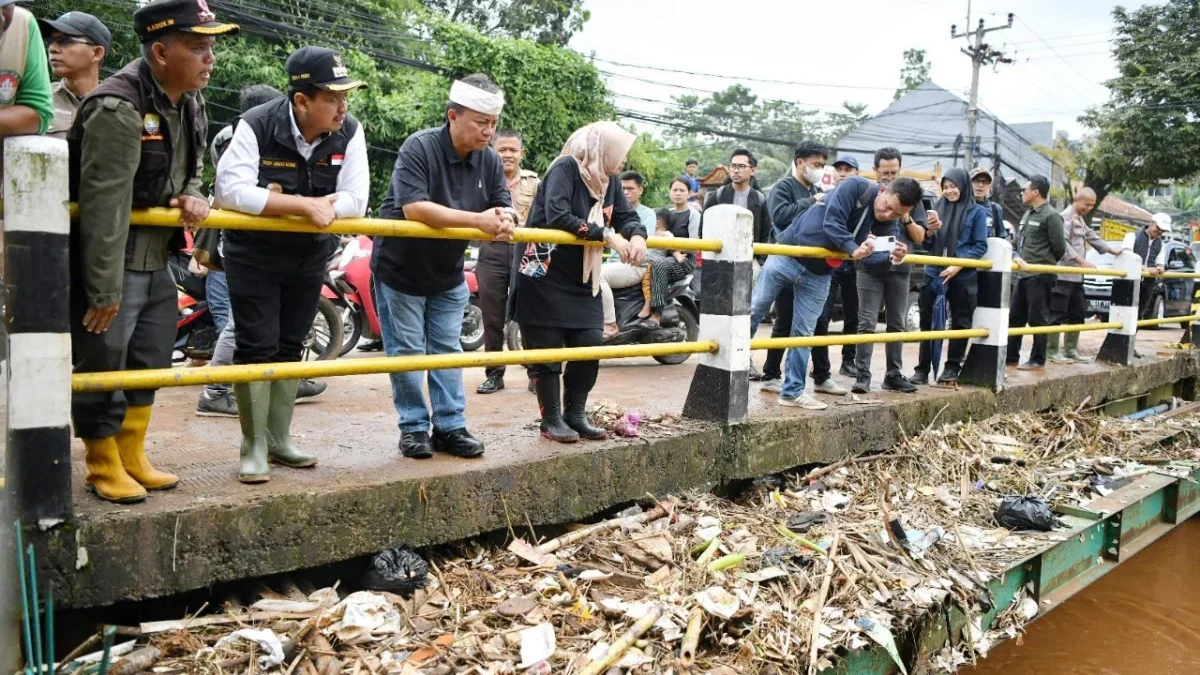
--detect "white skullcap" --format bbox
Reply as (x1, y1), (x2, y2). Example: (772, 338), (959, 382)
(449, 79), (505, 116)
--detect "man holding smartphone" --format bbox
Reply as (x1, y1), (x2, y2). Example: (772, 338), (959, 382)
(851, 148), (940, 394)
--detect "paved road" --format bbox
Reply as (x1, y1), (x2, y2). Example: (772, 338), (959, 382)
(65, 320), (1188, 519)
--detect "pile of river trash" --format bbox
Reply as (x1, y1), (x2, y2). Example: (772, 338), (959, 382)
(72, 406), (1200, 675)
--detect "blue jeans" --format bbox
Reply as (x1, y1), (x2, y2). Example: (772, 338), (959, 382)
(206, 270), (231, 335)
(750, 256), (833, 399)
(376, 279), (469, 434)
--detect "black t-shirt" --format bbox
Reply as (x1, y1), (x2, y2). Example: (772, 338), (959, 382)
(372, 124), (512, 296)
(668, 209), (692, 239)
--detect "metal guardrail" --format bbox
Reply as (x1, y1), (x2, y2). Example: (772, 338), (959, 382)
(71, 342), (720, 393)
(1009, 321), (1123, 337)
(751, 328), (989, 350)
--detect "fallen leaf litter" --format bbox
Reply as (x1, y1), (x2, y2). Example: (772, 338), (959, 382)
(77, 407), (1200, 675)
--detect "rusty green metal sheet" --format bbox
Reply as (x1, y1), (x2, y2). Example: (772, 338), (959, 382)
(818, 466), (1200, 674)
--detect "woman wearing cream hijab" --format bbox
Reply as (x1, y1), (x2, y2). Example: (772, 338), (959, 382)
(511, 121), (648, 443)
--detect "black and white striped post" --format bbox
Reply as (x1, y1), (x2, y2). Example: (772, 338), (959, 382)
(960, 237), (1013, 391)
(4, 136), (73, 525)
(683, 205), (754, 423)
(1098, 250), (1142, 366)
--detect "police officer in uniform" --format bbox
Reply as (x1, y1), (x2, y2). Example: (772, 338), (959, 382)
(214, 46), (369, 483)
(67, 0), (238, 503)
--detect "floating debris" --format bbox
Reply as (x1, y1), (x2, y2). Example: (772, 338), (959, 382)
(75, 408), (1200, 675)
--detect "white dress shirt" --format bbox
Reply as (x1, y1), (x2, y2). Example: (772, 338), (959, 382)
(214, 105), (370, 219)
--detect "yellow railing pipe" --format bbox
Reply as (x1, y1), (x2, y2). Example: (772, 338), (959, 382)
(753, 243), (995, 270)
(750, 328), (988, 350)
(71, 341), (719, 393)
(1152, 272), (1200, 280)
(113, 207), (727, 254)
(1137, 314), (1200, 328)
(1009, 321), (1122, 337)
(1020, 263), (1126, 277)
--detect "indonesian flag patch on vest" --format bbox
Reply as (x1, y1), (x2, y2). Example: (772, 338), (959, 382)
(331, 154), (344, 166)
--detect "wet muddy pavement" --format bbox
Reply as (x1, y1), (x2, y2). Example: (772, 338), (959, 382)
(965, 516), (1200, 675)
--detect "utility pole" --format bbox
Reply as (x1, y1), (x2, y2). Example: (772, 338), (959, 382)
(952, 9), (1014, 168)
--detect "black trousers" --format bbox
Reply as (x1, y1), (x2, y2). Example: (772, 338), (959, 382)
(917, 276), (978, 373)
(476, 242), (514, 378)
(762, 285), (794, 380)
(812, 270), (858, 381)
(1008, 274), (1056, 365)
(224, 254), (326, 365)
(1049, 280), (1086, 326)
(72, 268), (176, 439)
(520, 324), (602, 393)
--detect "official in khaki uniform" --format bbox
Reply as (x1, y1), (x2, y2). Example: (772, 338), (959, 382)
(41, 11), (109, 139)
(475, 129), (538, 395)
(67, 0), (238, 503)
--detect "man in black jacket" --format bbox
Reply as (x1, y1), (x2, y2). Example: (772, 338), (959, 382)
(702, 148), (772, 244)
(756, 140), (828, 392)
(971, 167), (1008, 239)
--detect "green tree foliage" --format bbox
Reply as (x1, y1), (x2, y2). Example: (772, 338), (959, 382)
(1080, 0), (1200, 211)
(894, 48), (930, 101)
(37, 0), (608, 207)
(422, 0), (589, 46)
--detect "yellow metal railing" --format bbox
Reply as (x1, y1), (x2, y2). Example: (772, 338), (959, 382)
(751, 328), (989, 350)
(71, 342), (719, 393)
(1138, 313), (1200, 328)
(1009, 321), (1122, 337)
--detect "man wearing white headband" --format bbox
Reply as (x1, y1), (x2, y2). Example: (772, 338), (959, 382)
(372, 73), (516, 461)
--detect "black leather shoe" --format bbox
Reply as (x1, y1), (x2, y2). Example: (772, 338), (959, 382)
(399, 431), (433, 460)
(476, 373), (505, 395)
(432, 428), (485, 458)
(909, 370), (930, 385)
(851, 377), (871, 394)
(883, 374), (918, 393)
(839, 362), (857, 378)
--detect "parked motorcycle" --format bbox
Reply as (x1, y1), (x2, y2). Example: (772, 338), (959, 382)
(317, 236), (486, 355)
(505, 275), (701, 365)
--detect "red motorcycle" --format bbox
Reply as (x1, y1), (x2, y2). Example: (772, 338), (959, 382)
(318, 236), (484, 356)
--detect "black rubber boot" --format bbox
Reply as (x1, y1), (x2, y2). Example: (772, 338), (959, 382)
(536, 377), (578, 443)
(564, 389), (608, 440)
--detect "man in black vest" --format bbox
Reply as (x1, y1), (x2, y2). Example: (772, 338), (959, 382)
(214, 46), (369, 483)
(67, 0), (237, 503)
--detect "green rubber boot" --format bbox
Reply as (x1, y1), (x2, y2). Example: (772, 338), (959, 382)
(1047, 333), (1071, 363)
(234, 381), (271, 483)
(1064, 332), (1089, 362)
(267, 379), (318, 468)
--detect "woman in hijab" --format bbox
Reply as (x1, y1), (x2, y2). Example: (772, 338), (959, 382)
(513, 122), (648, 443)
(912, 168), (990, 385)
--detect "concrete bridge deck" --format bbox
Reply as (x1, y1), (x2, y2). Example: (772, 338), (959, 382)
(37, 325), (1199, 608)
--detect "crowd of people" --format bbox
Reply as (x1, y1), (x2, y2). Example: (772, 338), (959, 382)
(27, 0), (1180, 504)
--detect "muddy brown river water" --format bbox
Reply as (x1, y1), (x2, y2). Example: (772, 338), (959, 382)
(964, 516), (1200, 675)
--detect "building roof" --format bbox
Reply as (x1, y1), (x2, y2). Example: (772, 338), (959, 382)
(836, 81), (1054, 182)
(1097, 194), (1154, 226)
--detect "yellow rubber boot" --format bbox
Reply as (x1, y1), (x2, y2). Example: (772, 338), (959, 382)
(116, 405), (180, 490)
(84, 437), (147, 503)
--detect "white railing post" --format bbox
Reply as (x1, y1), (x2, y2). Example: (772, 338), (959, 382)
(1097, 250), (1142, 366)
(683, 205), (754, 423)
(960, 237), (1013, 391)
(4, 136), (73, 526)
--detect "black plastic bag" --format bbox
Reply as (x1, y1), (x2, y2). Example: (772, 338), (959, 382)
(362, 547), (429, 596)
(994, 496), (1058, 531)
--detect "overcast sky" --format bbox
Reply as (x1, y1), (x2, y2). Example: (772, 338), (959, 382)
(572, 0), (1147, 141)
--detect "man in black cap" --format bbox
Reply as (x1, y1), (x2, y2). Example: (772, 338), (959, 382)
(67, 0), (238, 503)
(41, 11), (110, 139)
(214, 46), (369, 483)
